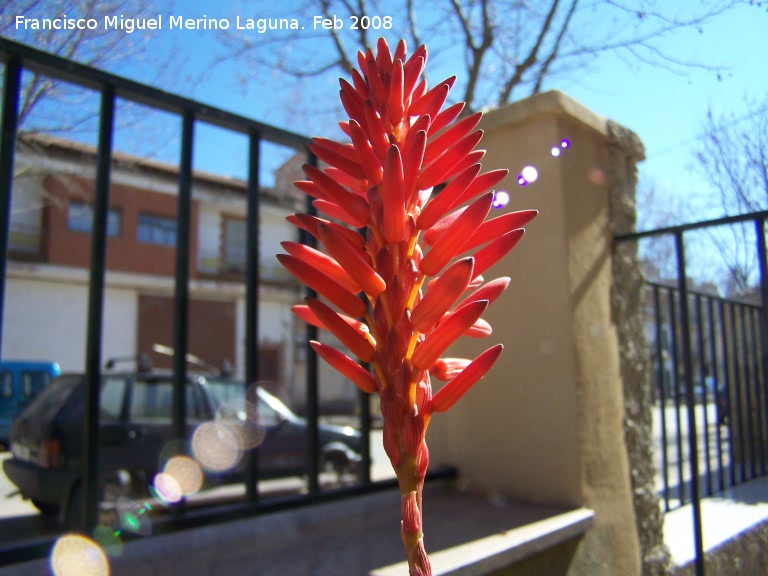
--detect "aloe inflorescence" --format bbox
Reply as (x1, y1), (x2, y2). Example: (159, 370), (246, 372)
(278, 37), (536, 575)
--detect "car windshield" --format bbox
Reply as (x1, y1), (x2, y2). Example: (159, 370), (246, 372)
(204, 378), (246, 407)
(203, 379), (297, 424)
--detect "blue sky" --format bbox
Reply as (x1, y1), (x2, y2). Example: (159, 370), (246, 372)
(3, 1), (768, 226)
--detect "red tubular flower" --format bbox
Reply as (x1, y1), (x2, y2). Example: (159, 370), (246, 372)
(279, 38), (536, 576)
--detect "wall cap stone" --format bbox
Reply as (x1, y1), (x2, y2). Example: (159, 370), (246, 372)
(480, 90), (610, 137)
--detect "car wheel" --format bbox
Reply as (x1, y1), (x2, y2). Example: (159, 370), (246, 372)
(322, 451), (354, 486)
(31, 499), (61, 517)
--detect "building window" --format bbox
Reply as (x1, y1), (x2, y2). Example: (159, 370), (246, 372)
(223, 217), (246, 273)
(68, 201), (121, 237)
(137, 214), (177, 247)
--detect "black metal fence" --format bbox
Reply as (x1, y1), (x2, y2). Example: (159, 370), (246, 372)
(616, 211), (768, 576)
(0, 37), (453, 565)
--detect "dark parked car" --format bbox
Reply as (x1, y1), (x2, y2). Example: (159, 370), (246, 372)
(3, 362), (362, 526)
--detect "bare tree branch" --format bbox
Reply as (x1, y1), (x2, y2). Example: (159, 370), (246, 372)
(497, 0), (561, 106)
(532, 0), (579, 94)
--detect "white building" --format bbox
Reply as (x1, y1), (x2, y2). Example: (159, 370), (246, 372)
(3, 135), (356, 413)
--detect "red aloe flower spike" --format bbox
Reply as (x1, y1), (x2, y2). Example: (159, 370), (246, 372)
(365, 57), (387, 105)
(411, 257), (474, 332)
(294, 180), (325, 200)
(338, 121), (352, 138)
(446, 150), (487, 185)
(402, 130), (426, 208)
(464, 316), (493, 338)
(339, 79), (367, 124)
(431, 358), (472, 381)
(303, 164), (371, 226)
(393, 39), (407, 62)
(402, 491), (421, 533)
(318, 223), (385, 297)
(423, 112), (482, 166)
(356, 49), (367, 75)
(280, 241), (361, 294)
(307, 138), (366, 180)
(312, 199), (367, 228)
(280, 39), (536, 576)
(406, 114), (432, 146)
(410, 77), (455, 117)
(351, 68), (368, 96)
(456, 277), (512, 311)
(416, 164), (481, 231)
(275, 254), (366, 318)
(305, 297), (376, 362)
(404, 43), (427, 75)
(389, 59), (405, 121)
(310, 341), (378, 394)
(325, 167), (368, 195)
(448, 168), (508, 209)
(430, 344), (504, 413)
(290, 304), (370, 335)
(428, 102), (465, 136)
(411, 78), (428, 104)
(349, 120), (384, 185)
(461, 209), (539, 253)
(472, 228), (526, 279)
(382, 145), (406, 243)
(411, 300), (489, 370)
(287, 214), (366, 248)
(364, 100), (391, 159)
(416, 130), (484, 191)
(376, 37), (393, 75)
(419, 192), (493, 276)
(402, 56), (424, 104)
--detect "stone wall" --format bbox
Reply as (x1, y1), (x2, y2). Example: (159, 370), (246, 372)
(427, 90), (670, 576)
(607, 120), (673, 576)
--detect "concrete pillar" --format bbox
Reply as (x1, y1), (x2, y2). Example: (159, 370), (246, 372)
(427, 91), (643, 576)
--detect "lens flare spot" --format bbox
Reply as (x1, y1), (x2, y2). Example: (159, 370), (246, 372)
(517, 174), (528, 186)
(491, 190), (510, 209)
(550, 147), (561, 157)
(50, 534), (109, 576)
(216, 398), (266, 449)
(561, 139), (570, 148)
(521, 165), (538, 184)
(91, 526), (123, 558)
(162, 455), (203, 496)
(152, 472), (183, 504)
(115, 497), (152, 536)
(588, 167), (608, 186)
(192, 421), (242, 472)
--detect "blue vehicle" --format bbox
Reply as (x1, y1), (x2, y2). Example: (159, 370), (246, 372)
(0, 361), (61, 447)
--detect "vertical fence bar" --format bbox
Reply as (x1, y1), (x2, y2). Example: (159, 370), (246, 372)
(740, 306), (756, 479)
(173, 111), (194, 444)
(82, 87), (116, 530)
(721, 300), (736, 487)
(730, 302), (746, 483)
(695, 294), (712, 495)
(708, 298), (725, 492)
(675, 231), (705, 576)
(668, 286), (685, 505)
(245, 131), (261, 502)
(304, 148), (320, 495)
(0, 57), (21, 356)
(359, 372), (372, 486)
(654, 285), (671, 511)
(748, 307), (765, 475)
(756, 218), (768, 478)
